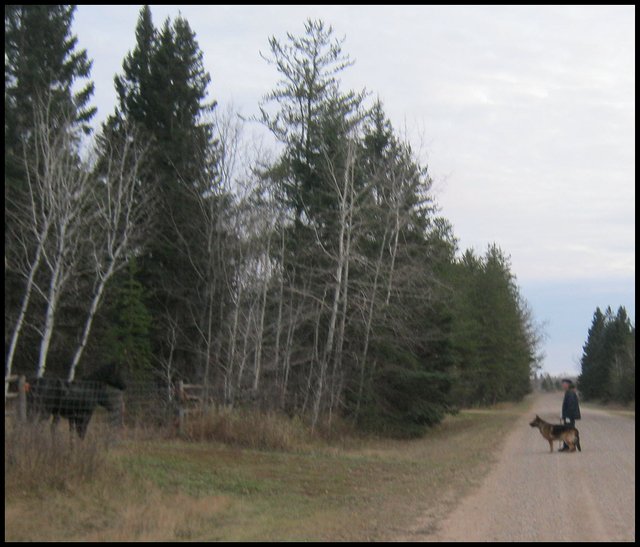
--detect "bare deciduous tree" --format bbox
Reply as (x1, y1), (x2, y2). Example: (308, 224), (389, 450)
(67, 124), (151, 381)
(15, 98), (95, 379)
(6, 96), (152, 384)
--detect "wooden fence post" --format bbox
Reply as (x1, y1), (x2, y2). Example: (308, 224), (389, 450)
(177, 380), (185, 435)
(120, 393), (125, 428)
(17, 375), (27, 422)
(111, 390), (125, 428)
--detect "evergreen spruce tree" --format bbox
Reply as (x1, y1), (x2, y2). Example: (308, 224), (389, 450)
(604, 306), (634, 403)
(350, 101), (457, 433)
(5, 4), (96, 231)
(5, 5), (95, 197)
(107, 6), (221, 381)
(578, 307), (608, 399)
(449, 245), (535, 406)
(448, 249), (486, 405)
(5, 5), (95, 146)
(113, 5), (155, 120)
(102, 258), (153, 381)
(579, 306), (634, 403)
(260, 19), (366, 229)
(259, 19), (368, 419)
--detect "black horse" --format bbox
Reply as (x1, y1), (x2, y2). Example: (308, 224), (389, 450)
(27, 362), (126, 439)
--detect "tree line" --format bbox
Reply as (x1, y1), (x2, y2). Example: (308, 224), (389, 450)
(578, 306), (635, 403)
(534, 373), (564, 392)
(5, 6), (542, 434)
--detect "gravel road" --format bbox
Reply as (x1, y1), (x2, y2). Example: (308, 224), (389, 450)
(416, 393), (635, 542)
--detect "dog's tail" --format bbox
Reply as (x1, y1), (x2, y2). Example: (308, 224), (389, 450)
(575, 429), (581, 452)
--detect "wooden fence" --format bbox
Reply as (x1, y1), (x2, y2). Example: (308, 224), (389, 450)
(175, 380), (208, 434)
(4, 375), (27, 421)
(4, 375), (205, 433)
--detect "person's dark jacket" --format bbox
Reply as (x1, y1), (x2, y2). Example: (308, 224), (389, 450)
(562, 389), (581, 421)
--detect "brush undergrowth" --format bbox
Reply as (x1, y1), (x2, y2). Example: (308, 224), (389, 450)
(5, 420), (112, 496)
(182, 406), (311, 451)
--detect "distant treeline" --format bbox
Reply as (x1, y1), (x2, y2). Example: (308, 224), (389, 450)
(535, 373), (565, 392)
(578, 306), (635, 404)
(5, 6), (543, 434)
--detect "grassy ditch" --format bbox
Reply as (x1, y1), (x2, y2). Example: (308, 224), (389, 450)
(581, 399), (635, 419)
(5, 396), (533, 541)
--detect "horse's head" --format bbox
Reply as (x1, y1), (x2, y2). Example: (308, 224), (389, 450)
(97, 388), (118, 411)
(84, 362), (126, 391)
(109, 367), (126, 391)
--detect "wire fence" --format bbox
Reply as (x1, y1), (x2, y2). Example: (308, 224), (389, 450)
(4, 375), (209, 438)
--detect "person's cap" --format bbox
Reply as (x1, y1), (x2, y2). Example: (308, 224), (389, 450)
(561, 378), (573, 385)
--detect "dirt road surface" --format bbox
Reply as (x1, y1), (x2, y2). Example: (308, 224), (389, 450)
(406, 393), (635, 542)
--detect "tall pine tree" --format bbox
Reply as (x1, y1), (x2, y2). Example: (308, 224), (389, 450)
(106, 6), (222, 382)
(101, 258), (153, 382)
(578, 307), (607, 399)
(579, 306), (635, 402)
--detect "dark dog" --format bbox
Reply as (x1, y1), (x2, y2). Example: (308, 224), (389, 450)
(529, 414), (581, 453)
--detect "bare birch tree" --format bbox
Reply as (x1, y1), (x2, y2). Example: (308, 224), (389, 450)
(4, 112), (56, 388)
(311, 134), (358, 429)
(67, 125), (151, 381)
(14, 99), (96, 379)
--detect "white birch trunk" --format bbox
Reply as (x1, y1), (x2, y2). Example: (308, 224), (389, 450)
(386, 204), (401, 306)
(253, 235), (272, 392)
(66, 128), (147, 381)
(36, 226), (67, 378)
(274, 228), (286, 389)
(329, 180), (354, 422)
(311, 141), (355, 429)
(5, 238), (46, 392)
(67, 261), (114, 381)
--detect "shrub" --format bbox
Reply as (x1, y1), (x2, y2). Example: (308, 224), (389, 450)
(183, 406), (310, 451)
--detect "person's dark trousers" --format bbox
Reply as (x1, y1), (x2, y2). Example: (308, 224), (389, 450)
(561, 418), (575, 450)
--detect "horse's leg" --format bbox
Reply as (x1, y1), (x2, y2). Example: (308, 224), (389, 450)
(50, 414), (61, 434)
(67, 417), (76, 442)
(66, 414), (80, 439)
(77, 412), (93, 439)
(75, 419), (84, 439)
(69, 423), (75, 444)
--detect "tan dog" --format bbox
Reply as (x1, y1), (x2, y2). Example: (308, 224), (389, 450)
(529, 415), (581, 453)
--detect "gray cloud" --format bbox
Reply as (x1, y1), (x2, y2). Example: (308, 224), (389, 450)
(72, 5), (635, 373)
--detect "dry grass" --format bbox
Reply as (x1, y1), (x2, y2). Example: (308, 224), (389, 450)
(183, 406), (311, 451)
(82, 490), (232, 541)
(182, 405), (374, 453)
(5, 449), (231, 542)
(4, 419), (230, 542)
(582, 399), (635, 418)
(4, 420), (112, 496)
(5, 396), (535, 541)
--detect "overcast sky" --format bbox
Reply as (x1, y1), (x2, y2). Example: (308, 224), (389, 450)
(73, 5), (635, 376)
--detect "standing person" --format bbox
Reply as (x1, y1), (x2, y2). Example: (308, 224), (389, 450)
(560, 378), (581, 451)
